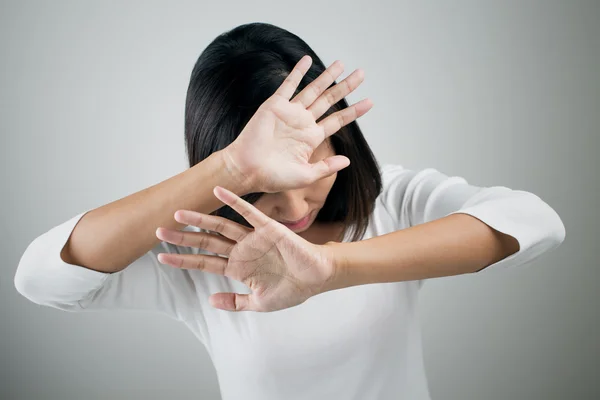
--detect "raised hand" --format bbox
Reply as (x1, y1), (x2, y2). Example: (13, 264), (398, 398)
(222, 55), (373, 193)
(155, 186), (341, 312)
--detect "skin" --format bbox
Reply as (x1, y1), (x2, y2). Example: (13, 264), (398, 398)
(156, 55), (371, 312)
(156, 185), (342, 312)
(155, 56), (526, 313)
(155, 140), (349, 313)
(251, 137), (346, 246)
(156, 177), (523, 313)
(220, 55), (367, 195)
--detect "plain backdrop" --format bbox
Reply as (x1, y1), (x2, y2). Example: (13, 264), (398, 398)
(1, 1), (598, 399)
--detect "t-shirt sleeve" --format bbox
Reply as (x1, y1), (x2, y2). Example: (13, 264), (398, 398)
(379, 164), (566, 281)
(14, 210), (202, 323)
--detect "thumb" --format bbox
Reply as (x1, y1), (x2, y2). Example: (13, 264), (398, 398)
(209, 292), (252, 312)
(309, 155), (350, 181)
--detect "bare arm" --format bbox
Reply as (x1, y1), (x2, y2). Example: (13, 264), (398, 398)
(325, 213), (522, 288)
(51, 55), (370, 274)
(60, 149), (250, 273)
(146, 183), (565, 312)
(15, 55), (372, 313)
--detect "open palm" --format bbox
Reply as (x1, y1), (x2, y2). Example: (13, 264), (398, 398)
(231, 96), (330, 191)
(155, 186), (338, 312)
(223, 55), (373, 193)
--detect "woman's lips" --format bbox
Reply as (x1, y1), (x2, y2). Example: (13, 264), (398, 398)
(278, 210), (313, 230)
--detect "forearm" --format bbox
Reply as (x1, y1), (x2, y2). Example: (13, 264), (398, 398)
(61, 149), (251, 273)
(326, 213), (520, 289)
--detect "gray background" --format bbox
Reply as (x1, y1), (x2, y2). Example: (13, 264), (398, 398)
(1, 1), (598, 399)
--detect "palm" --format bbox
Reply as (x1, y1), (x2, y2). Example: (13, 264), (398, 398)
(226, 224), (330, 312)
(223, 55), (372, 194)
(155, 185), (339, 313)
(230, 97), (327, 192)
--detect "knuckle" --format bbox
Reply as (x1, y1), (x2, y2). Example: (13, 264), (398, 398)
(309, 83), (321, 100)
(324, 89), (336, 106)
(214, 220), (225, 233)
(197, 234), (209, 249)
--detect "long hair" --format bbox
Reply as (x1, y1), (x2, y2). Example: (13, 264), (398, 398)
(184, 22), (382, 243)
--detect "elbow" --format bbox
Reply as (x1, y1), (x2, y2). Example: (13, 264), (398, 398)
(14, 234), (106, 311)
(13, 214), (99, 311)
(522, 191), (566, 251)
(552, 212), (566, 248)
(14, 241), (46, 305)
(14, 267), (39, 304)
(14, 236), (67, 308)
(542, 200), (566, 250)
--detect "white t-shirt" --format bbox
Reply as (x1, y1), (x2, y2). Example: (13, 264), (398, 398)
(14, 164), (566, 400)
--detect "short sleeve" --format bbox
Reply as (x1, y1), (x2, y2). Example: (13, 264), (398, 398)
(14, 210), (202, 324)
(379, 164), (566, 280)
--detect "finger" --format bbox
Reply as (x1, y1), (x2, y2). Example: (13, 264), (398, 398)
(157, 252), (228, 275)
(308, 155), (351, 181)
(213, 186), (271, 229)
(171, 209), (250, 242)
(309, 68), (365, 121)
(273, 55), (312, 100)
(318, 97), (374, 139)
(291, 60), (344, 109)
(209, 292), (252, 312)
(156, 228), (236, 256)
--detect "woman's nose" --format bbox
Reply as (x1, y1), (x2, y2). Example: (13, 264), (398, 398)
(275, 191), (310, 222)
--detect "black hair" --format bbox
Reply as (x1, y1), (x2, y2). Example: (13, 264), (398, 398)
(184, 22), (382, 243)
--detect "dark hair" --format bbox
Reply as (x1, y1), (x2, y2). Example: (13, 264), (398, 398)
(184, 22), (382, 243)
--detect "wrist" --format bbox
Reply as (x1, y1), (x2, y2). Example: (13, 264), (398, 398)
(319, 241), (351, 293)
(218, 148), (255, 195)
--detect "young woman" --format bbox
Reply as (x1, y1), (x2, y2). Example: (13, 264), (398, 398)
(14, 22), (566, 400)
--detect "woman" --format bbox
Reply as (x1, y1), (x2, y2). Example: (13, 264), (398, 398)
(14, 22), (566, 400)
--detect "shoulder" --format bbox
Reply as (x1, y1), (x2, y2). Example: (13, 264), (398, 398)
(379, 163), (440, 186)
(378, 163), (443, 199)
(374, 163), (469, 229)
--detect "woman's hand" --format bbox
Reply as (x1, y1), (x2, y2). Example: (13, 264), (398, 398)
(155, 185), (342, 312)
(222, 55), (373, 193)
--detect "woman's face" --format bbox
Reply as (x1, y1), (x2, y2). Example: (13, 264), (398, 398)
(251, 138), (338, 233)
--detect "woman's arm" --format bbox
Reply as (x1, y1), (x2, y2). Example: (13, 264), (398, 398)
(15, 56), (372, 312)
(13, 150), (250, 314)
(60, 149), (250, 273)
(57, 56), (368, 275)
(324, 213), (524, 289)
(149, 176), (565, 312)
(324, 177), (566, 290)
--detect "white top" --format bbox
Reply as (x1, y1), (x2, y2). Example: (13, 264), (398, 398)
(14, 164), (566, 400)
